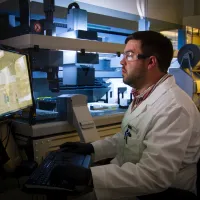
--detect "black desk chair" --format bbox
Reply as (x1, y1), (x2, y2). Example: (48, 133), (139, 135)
(137, 159), (200, 200)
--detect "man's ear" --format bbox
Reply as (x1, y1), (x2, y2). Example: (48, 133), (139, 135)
(147, 56), (157, 70)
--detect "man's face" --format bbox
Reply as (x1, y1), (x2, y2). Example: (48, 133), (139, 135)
(120, 40), (148, 88)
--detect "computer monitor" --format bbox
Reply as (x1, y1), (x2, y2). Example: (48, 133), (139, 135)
(0, 47), (33, 120)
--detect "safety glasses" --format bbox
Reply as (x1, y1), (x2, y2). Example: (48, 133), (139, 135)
(122, 51), (150, 62)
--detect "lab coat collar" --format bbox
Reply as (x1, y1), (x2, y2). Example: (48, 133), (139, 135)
(131, 76), (175, 117)
(146, 76), (175, 105)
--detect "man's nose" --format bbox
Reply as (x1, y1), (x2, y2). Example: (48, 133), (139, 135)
(120, 57), (126, 66)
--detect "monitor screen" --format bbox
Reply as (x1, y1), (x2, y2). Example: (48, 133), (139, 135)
(0, 49), (33, 118)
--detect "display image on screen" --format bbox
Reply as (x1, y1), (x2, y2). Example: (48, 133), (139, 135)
(0, 49), (33, 118)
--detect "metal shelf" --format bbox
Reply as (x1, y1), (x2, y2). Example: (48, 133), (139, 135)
(0, 34), (125, 54)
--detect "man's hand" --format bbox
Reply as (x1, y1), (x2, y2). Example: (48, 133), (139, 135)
(49, 163), (93, 186)
(60, 142), (94, 155)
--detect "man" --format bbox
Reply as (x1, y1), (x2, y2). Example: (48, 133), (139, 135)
(50, 31), (200, 200)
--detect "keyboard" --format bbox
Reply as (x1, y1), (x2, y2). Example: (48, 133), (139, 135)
(24, 151), (91, 193)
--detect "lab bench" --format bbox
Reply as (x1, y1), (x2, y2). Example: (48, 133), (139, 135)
(13, 110), (125, 164)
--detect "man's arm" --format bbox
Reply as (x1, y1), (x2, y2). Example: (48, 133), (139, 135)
(92, 132), (122, 162)
(91, 105), (194, 200)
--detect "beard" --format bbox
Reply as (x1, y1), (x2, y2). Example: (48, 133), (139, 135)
(122, 67), (147, 89)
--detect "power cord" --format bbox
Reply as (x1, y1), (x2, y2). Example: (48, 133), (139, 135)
(0, 124), (9, 143)
(3, 122), (12, 150)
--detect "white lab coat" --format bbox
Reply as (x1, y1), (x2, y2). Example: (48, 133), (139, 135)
(91, 76), (200, 200)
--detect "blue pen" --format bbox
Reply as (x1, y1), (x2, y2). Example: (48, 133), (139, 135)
(124, 128), (132, 144)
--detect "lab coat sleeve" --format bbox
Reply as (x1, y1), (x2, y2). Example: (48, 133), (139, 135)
(91, 105), (193, 200)
(92, 132), (122, 162)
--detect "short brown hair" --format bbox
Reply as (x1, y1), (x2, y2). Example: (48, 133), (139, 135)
(125, 31), (174, 73)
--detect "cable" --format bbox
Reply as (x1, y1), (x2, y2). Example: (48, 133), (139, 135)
(5, 122), (12, 149)
(0, 128), (3, 141)
(67, 2), (80, 14)
(4, 125), (10, 149)
(136, 0), (144, 19)
(0, 123), (9, 143)
(1, 131), (8, 143)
